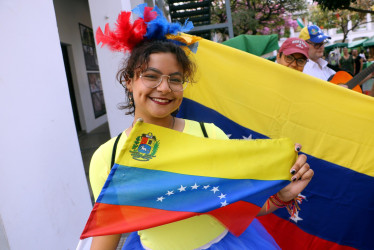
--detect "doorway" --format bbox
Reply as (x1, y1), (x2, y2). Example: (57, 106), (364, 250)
(61, 43), (82, 132)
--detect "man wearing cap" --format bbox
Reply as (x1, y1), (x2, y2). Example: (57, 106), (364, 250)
(276, 37), (309, 72)
(299, 25), (335, 80)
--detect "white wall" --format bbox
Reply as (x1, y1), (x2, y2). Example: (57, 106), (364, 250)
(88, 0), (136, 137)
(54, 0), (107, 133)
(0, 0), (92, 249)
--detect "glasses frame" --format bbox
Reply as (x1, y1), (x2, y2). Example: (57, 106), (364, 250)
(139, 72), (187, 92)
(282, 53), (308, 67)
(306, 40), (328, 49)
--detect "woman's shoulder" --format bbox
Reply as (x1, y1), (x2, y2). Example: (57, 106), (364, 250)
(183, 119), (228, 139)
(91, 132), (127, 163)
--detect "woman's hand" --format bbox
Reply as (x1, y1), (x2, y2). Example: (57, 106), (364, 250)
(277, 144), (314, 202)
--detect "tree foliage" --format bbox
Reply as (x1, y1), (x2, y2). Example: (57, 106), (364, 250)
(314, 0), (374, 14)
(211, 0), (307, 37)
(309, 3), (367, 42)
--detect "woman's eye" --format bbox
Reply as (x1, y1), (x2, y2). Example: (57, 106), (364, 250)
(143, 74), (159, 80)
(170, 78), (183, 83)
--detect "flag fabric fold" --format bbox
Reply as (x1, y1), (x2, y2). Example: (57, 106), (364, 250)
(177, 38), (374, 249)
(80, 121), (296, 239)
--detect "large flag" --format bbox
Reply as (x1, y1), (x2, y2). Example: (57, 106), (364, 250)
(178, 38), (374, 249)
(80, 121), (296, 239)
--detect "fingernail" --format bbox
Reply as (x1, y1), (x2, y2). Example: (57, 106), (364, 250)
(290, 169), (296, 175)
(298, 177), (302, 181)
(296, 147), (301, 152)
(291, 176), (297, 182)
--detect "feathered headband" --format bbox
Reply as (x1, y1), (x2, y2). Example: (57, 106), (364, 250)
(96, 3), (201, 55)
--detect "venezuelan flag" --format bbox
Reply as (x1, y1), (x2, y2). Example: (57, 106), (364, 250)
(80, 121), (296, 239)
(178, 38), (374, 249)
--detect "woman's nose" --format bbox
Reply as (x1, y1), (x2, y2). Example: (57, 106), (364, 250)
(157, 76), (171, 93)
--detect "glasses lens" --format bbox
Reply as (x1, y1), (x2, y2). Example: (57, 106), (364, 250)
(140, 72), (187, 92)
(168, 76), (186, 92)
(141, 72), (161, 88)
(284, 55), (295, 63)
(296, 59), (307, 66)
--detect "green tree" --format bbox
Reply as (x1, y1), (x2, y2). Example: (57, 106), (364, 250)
(314, 0), (374, 14)
(309, 4), (367, 42)
(211, 0), (307, 37)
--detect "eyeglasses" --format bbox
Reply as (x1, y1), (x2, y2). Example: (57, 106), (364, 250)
(283, 54), (308, 67)
(140, 70), (187, 92)
(306, 40), (328, 49)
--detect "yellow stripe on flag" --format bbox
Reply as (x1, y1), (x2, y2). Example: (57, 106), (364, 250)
(116, 122), (296, 181)
(186, 39), (374, 177)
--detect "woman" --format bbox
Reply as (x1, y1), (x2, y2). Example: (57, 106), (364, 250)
(352, 49), (364, 76)
(339, 47), (355, 75)
(89, 4), (314, 249)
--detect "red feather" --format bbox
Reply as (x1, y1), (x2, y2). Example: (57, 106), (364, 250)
(95, 11), (147, 53)
(143, 6), (157, 22)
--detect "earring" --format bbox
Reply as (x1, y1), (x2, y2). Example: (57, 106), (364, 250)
(129, 94), (134, 106)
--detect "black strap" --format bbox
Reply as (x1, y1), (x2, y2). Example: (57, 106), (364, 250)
(111, 132), (123, 169)
(199, 122), (209, 138)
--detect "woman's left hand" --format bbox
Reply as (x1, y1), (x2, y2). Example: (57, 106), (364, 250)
(277, 144), (314, 202)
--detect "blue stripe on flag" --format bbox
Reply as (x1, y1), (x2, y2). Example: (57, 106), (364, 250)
(98, 165), (287, 212)
(177, 98), (268, 139)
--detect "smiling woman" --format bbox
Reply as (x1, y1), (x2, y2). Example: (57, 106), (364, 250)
(86, 3), (313, 250)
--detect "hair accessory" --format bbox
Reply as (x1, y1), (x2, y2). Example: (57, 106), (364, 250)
(266, 193), (304, 218)
(96, 3), (201, 54)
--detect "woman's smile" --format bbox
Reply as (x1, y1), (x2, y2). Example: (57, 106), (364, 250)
(149, 97), (173, 105)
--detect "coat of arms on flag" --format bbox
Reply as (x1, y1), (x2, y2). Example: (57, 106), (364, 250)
(130, 132), (160, 161)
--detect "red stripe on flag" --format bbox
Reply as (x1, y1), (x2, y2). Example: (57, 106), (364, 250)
(80, 203), (196, 239)
(208, 200), (261, 236)
(81, 201), (261, 239)
(258, 214), (356, 250)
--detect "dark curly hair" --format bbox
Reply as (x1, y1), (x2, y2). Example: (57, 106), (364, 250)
(116, 40), (197, 115)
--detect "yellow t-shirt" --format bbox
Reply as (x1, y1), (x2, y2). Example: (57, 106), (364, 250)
(89, 119), (229, 250)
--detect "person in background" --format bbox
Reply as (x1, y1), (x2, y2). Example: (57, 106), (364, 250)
(276, 37), (309, 72)
(327, 49), (341, 72)
(299, 25), (335, 81)
(359, 50), (367, 62)
(339, 47), (354, 76)
(352, 49), (364, 76)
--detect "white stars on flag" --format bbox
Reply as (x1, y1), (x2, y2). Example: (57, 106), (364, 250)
(220, 200), (229, 207)
(290, 211), (303, 223)
(242, 134), (253, 140)
(155, 183), (229, 208)
(166, 190), (174, 196)
(157, 196), (165, 202)
(211, 186), (220, 194)
(178, 185), (186, 192)
(218, 193), (226, 199)
(191, 183), (200, 190)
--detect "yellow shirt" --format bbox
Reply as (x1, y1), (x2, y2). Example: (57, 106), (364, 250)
(89, 119), (229, 250)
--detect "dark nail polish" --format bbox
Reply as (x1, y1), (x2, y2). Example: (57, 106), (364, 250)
(298, 177), (302, 181)
(291, 169), (296, 175)
(296, 147), (301, 152)
(292, 176), (296, 182)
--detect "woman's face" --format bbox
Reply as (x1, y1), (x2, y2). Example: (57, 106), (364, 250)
(127, 52), (184, 121)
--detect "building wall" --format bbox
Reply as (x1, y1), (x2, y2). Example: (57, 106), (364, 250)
(54, 0), (107, 133)
(88, 0), (137, 137)
(0, 0), (92, 249)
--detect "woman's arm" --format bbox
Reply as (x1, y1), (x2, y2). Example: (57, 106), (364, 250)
(91, 234), (122, 250)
